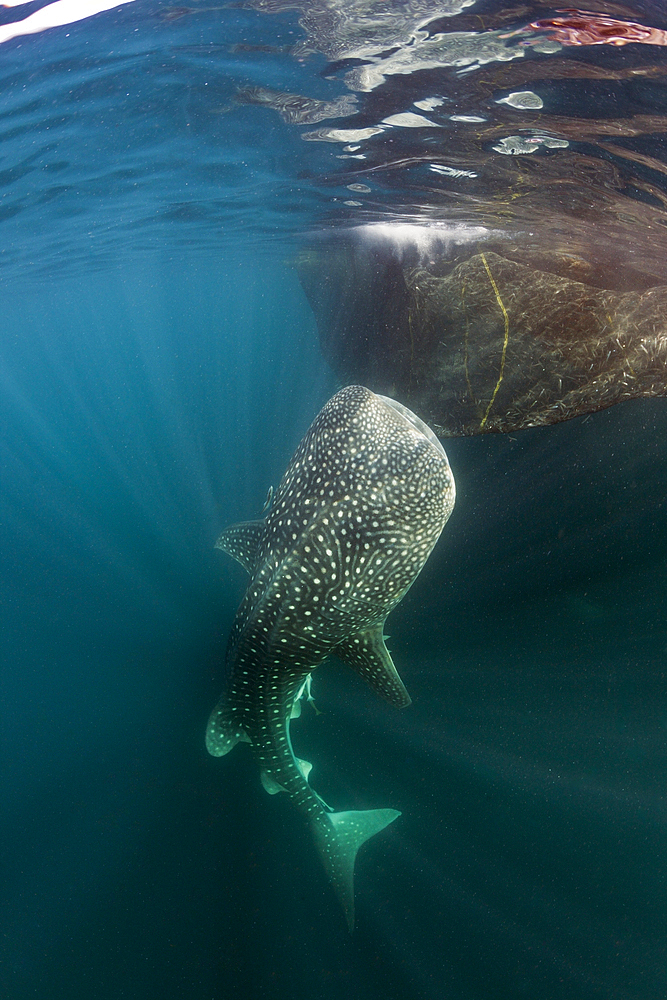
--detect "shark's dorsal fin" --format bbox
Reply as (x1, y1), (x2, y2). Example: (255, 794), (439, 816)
(215, 520), (265, 574)
(335, 626), (411, 708)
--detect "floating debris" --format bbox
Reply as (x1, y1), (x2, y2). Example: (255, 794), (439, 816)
(496, 90), (543, 110)
(530, 39), (562, 54)
(302, 126), (385, 143)
(493, 134), (569, 154)
(430, 164), (478, 178)
(381, 112), (439, 128)
(414, 97), (447, 111)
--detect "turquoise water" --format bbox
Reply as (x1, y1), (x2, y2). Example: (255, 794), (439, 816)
(2, 2), (667, 998)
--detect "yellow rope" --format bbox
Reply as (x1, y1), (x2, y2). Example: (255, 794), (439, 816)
(479, 253), (509, 429)
(461, 281), (478, 412)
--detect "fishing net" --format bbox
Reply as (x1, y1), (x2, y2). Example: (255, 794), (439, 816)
(298, 243), (667, 435)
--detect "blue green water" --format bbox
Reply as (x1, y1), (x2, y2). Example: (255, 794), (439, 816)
(2, 1), (667, 998)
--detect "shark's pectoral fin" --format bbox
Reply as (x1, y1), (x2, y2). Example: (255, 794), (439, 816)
(206, 699), (250, 757)
(312, 808), (401, 932)
(334, 626), (411, 708)
(215, 519), (265, 574)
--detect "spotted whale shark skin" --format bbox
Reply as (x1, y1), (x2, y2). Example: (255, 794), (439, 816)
(207, 385), (455, 930)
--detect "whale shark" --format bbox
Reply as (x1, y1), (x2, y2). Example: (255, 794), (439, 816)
(207, 385), (455, 929)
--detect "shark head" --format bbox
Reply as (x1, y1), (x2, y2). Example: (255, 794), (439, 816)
(208, 386), (455, 929)
(261, 384), (455, 637)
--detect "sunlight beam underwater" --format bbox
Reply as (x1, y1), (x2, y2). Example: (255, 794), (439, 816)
(207, 385), (455, 929)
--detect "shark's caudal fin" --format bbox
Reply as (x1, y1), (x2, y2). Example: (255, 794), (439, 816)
(312, 808), (400, 932)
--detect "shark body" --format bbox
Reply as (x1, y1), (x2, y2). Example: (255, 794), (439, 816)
(207, 385), (455, 929)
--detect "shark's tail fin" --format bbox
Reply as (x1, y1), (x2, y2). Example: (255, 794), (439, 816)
(206, 698), (250, 757)
(312, 808), (400, 932)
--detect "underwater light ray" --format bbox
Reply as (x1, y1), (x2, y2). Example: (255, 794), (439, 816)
(0, 346), (191, 594)
(0, 321), (230, 626)
(319, 681), (666, 996)
(365, 832), (583, 993)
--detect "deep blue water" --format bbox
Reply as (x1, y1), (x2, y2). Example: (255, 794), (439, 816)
(2, 1), (667, 998)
